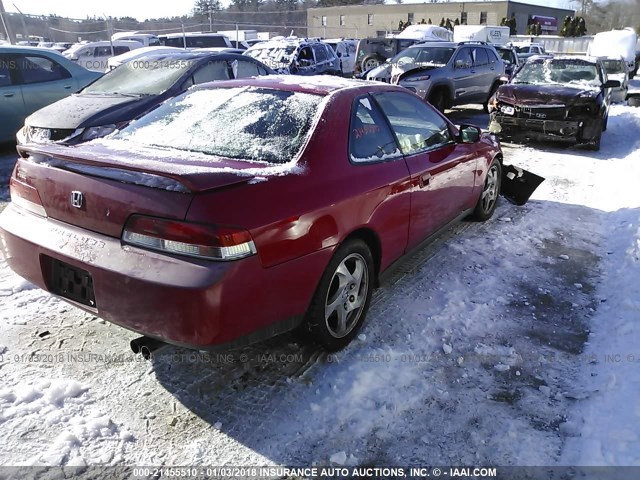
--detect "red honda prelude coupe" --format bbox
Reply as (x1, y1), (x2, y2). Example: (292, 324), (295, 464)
(0, 76), (503, 352)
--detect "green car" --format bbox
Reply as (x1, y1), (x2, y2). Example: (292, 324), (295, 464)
(0, 46), (102, 143)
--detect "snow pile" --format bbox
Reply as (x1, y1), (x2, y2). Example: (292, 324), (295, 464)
(561, 210), (640, 465)
(0, 379), (133, 466)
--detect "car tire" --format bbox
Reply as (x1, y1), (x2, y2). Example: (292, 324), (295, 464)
(303, 239), (374, 351)
(584, 120), (603, 151)
(628, 95), (640, 107)
(471, 159), (501, 221)
(428, 89), (447, 112)
(361, 55), (384, 72)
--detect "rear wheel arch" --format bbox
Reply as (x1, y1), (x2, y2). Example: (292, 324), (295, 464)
(340, 228), (382, 287)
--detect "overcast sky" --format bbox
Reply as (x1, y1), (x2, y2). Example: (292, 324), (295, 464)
(4, 0), (575, 21)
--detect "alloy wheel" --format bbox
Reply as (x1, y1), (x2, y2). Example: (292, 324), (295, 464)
(324, 253), (369, 338)
(481, 164), (499, 214)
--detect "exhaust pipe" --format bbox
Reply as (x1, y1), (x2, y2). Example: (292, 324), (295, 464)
(130, 336), (169, 360)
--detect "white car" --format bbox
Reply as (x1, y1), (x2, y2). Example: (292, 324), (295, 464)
(106, 46), (185, 70)
(599, 57), (629, 103)
(63, 40), (143, 72)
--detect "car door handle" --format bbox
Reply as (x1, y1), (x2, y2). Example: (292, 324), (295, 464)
(63, 85), (72, 89)
(419, 173), (431, 188)
(3, 92), (14, 98)
(470, 70), (476, 74)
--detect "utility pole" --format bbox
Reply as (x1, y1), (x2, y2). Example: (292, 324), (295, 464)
(12, 2), (27, 42)
(208, 9), (213, 32)
(0, 0), (17, 44)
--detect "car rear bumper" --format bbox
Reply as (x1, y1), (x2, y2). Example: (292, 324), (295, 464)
(0, 205), (333, 350)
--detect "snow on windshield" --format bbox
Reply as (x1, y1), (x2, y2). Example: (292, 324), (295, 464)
(514, 59), (601, 90)
(116, 87), (323, 164)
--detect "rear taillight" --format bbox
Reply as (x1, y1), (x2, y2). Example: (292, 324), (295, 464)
(122, 215), (257, 261)
(9, 175), (47, 217)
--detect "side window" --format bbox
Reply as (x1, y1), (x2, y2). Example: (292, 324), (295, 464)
(18, 56), (70, 84)
(113, 46), (130, 55)
(233, 59), (261, 78)
(0, 56), (14, 87)
(373, 91), (453, 156)
(349, 96), (399, 163)
(488, 49), (500, 64)
(454, 48), (473, 69)
(94, 46), (112, 57)
(473, 48), (489, 67)
(314, 45), (328, 63)
(192, 61), (231, 84)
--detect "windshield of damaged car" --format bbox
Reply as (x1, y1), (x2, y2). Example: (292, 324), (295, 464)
(602, 60), (625, 75)
(512, 59), (600, 88)
(115, 87), (322, 164)
(82, 57), (197, 96)
(392, 46), (455, 66)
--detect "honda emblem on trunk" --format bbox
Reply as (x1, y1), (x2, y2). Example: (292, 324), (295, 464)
(71, 191), (84, 209)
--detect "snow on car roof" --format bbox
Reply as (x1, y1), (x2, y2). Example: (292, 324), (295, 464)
(192, 74), (381, 95)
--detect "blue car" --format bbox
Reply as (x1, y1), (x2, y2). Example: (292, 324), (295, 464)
(18, 51), (274, 146)
(0, 46), (102, 143)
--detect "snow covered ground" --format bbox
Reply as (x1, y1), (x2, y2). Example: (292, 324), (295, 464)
(1, 88), (640, 470)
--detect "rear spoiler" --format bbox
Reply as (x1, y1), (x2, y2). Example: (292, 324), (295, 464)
(17, 144), (257, 194)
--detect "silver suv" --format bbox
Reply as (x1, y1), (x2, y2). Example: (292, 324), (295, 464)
(367, 42), (506, 111)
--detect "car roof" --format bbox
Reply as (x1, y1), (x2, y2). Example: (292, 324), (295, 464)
(160, 32), (228, 38)
(191, 74), (397, 96)
(0, 45), (68, 55)
(248, 37), (329, 49)
(135, 51), (260, 63)
(529, 55), (599, 64)
(411, 41), (497, 49)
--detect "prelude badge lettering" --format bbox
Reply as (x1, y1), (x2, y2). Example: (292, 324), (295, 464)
(71, 191), (84, 209)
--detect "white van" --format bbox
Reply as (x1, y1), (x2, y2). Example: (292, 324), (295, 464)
(588, 28), (637, 76)
(453, 25), (511, 45)
(63, 40), (143, 71)
(159, 33), (232, 49)
(111, 32), (161, 47)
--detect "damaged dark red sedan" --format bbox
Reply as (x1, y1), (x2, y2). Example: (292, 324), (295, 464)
(1, 76), (504, 353)
(488, 56), (620, 151)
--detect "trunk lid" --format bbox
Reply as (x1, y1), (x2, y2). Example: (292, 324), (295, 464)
(16, 141), (262, 238)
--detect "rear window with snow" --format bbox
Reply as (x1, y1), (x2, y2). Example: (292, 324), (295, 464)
(116, 87), (323, 164)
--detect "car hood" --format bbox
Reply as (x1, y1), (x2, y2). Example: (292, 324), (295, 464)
(495, 83), (600, 106)
(392, 62), (443, 78)
(25, 93), (159, 130)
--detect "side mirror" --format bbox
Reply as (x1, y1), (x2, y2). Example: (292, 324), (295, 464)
(458, 125), (481, 143)
(455, 59), (469, 69)
(602, 79), (621, 89)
